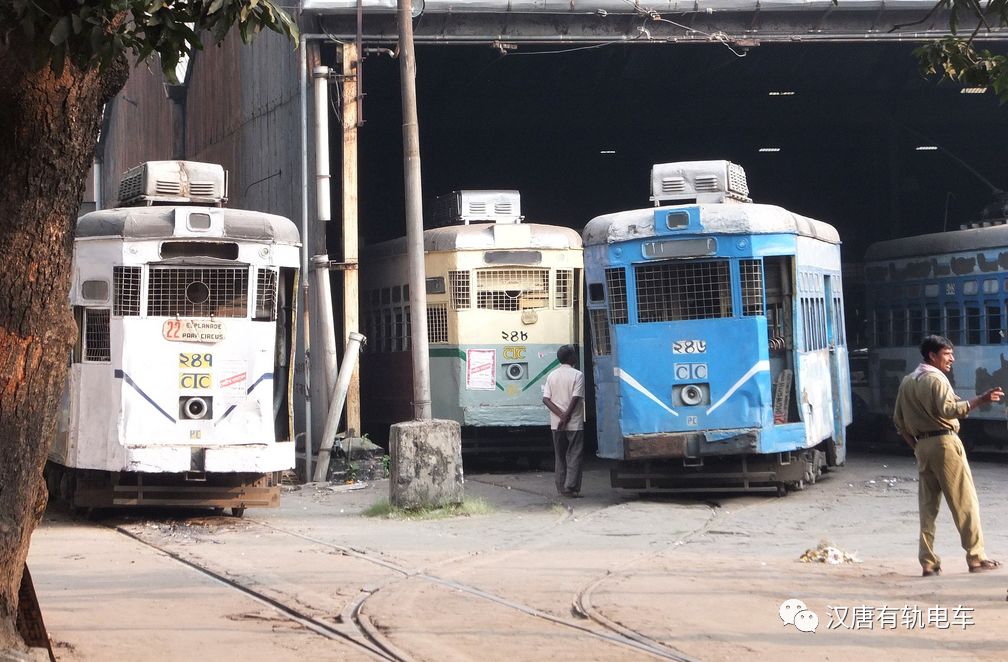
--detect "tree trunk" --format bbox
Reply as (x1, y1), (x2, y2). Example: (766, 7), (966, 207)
(0, 46), (127, 651)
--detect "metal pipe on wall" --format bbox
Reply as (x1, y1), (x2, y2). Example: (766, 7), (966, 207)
(312, 66), (341, 408)
(312, 255), (341, 403)
(313, 332), (367, 482)
(397, 0), (432, 421)
(298, 34), (314, 481)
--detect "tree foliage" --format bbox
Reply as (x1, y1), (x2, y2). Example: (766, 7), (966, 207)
(914, 0), (1008, 101)
(0, 0), (299, 83)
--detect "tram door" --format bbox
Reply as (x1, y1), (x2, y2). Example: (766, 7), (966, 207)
(765, 256), (799, 424)
(824, 274), (847, 451)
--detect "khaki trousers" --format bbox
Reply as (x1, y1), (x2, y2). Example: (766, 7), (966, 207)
(915, 433), (986, 569)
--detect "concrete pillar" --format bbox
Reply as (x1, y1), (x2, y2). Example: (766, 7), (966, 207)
(389, 420), (463, 508)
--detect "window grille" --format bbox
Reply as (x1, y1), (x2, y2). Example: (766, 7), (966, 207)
(589, 309), (611, 356)
(475, 268), (549, 311)
(555, 269), (573, 308)
(450, 270), (470, 309)
(254, 269), (277, 321)
(113, 266), (141, 316)
(83, 308), (111, 362)
(635, 260), (732, 323)
(147, 266), (248, 318)
(428, 304), (448, 343)
(740, 259), (764, 316)
(605, 268), (628, 324)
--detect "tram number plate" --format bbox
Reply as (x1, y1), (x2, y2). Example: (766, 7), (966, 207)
(163, 319), (225, 343)
(501, 330), (529, 342)
(179, 353), (213, 368)
(672, 340), (707, 354)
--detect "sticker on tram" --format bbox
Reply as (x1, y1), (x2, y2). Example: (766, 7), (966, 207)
(672, 340), (707, 354)
(163, 319), (225, 344)
(178, 353), (213, 368)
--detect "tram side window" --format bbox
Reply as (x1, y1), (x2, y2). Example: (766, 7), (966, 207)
(589, 309), (611, 356)
(874, 309), (888, 348)
(82, 308), (111, 362)
(945, 305), (962, 345)
(555, 269), (573, 309)
(833, 296), (846, 345)
(427, 304), (448, 344)
(604, 268), (628, 324)
(926, 305), (941, 336)
(449, 270), (471, 309)
(891, 309), (907, 347)
(634, 260), (731, 323)
(965, 305), (982, 345)
(987, 303), (1003, 344)
(908, 308), (924, 345)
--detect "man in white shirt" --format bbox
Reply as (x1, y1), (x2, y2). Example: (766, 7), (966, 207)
(542, 345), (585, 498)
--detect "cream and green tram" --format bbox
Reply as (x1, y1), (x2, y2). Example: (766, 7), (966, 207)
(360, 191), (584, 453)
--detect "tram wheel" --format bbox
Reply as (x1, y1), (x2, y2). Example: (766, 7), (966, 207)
(776, 483), (787, 498)
(231, 507), (246, 518)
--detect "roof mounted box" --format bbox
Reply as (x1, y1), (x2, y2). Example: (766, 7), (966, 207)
(431, 190), (522, 227)
(650, 160), (751, 205)
(118, 161), (228, 207)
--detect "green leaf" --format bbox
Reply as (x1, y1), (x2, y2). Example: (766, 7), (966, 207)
(49, 16), (71, 45)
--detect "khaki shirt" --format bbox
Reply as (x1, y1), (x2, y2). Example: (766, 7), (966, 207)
(892, 371), (970, 438)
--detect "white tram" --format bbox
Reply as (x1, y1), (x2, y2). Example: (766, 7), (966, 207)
(360, 190), (584, 453)
(46, 161), (299, 515)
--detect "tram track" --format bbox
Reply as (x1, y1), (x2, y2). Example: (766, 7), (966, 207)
(104, 477), (774, 661)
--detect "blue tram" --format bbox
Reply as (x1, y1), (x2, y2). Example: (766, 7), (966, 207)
(583, 161), (851, 492)
(863, 222), (1008, 448)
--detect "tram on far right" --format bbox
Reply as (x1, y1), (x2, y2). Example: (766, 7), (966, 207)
(583, 160), (851, 494)
(862, 221), (1008, 449)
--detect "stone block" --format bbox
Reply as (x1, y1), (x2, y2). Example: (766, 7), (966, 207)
(389, 419), (463, 508)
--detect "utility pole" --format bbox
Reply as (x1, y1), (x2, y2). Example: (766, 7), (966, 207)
(397, 0), (432, 420)
(341, 43), (362, 434)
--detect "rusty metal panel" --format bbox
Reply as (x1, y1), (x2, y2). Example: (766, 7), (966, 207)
(624, 433), (692, 459)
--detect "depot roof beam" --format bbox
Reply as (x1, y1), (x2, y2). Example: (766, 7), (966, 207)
(301, 0), (1008, 44)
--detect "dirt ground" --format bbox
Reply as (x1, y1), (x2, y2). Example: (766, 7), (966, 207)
(26, 448), (1008, 661)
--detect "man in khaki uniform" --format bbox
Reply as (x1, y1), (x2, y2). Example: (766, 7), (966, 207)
(893, 335), (1002, 576)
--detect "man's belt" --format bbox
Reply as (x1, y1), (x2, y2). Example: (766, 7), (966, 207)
(916, 430), (954, 440)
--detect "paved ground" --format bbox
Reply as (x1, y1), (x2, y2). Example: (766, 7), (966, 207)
(26, 448), (1008, 661)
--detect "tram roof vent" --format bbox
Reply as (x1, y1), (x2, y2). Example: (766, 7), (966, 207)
(650, 160), (752, 205)
(431, 190), (523, 227)
(118, 161), (228, 207)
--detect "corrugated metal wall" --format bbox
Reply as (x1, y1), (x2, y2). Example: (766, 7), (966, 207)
(99, 30), (304, 222)
(185, 30), (303, 220)
(98, 61), (176, 207)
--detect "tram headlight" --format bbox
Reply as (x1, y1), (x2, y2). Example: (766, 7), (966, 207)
(180, 396), (212, 420)
(674, 384), (709, 407)
(503, 362), (528, 380)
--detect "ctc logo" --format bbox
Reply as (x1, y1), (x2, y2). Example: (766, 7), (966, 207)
(179, 372), (212, 390)
(503, 346), (526, 360)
